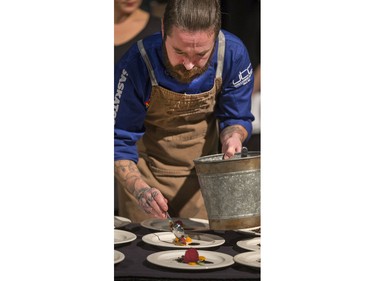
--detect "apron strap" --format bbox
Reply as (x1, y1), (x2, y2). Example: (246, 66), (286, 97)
(215, 30), (225, 79)
(137, 40), (158, 86)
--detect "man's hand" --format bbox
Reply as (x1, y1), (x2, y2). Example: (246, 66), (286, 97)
(114, 160), (168, 218)
(134, 187), (168, 218)
(220, 125), (248, 159)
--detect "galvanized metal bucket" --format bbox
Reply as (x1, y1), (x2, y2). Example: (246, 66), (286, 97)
(194, 151), (260, 230)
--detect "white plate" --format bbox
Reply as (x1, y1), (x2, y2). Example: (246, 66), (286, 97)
(114, 229), (137, 245)
(147, 250), (234, 270)
(236, 226), (261, 236)
(142, 232), (225, 249)
(114, 216), (132, 228)
(140, 217), (209, 232)
(236, 237), (261, 251)
(234, 251), (260, 268)
(114, 250), (125, 264)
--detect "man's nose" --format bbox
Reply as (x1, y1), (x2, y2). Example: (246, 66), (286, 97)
(183, 60), (195, 70)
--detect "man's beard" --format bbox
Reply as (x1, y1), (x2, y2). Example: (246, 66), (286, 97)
(162, 41), (212, 84)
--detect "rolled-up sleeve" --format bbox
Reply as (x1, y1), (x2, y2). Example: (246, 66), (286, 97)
(216, 37), (255, 144)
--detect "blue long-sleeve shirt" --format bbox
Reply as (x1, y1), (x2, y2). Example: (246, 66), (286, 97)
(114, 30), (254, 162)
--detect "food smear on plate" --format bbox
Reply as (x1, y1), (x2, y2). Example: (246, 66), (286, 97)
(173, 235), (193, 246)
(175, 248), (213, 266)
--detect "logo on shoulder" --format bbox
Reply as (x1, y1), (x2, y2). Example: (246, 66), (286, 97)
(114, 69), (128, 125)
(232, 64), (252, 88)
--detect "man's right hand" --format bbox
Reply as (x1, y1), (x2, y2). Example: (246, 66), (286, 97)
(134, 187), (168, 218)
(114, 159), (168, 218)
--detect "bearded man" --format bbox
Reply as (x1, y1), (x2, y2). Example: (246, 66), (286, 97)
(114, 0), (255, 222)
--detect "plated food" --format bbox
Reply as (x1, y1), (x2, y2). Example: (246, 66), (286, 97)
(147, 249), (234, 270)
(141, 217), (210, 232)
(142, 232), (225, 249)
(175, 248), (213, 266)
(173, 234), (193, 246)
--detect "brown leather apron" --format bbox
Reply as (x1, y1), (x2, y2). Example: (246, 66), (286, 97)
(118, 31), (226, 223)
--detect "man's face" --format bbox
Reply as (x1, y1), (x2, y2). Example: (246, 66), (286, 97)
(163, 26), (216, 83)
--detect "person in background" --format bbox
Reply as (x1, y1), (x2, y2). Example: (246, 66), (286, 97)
(115, 0), (161, 65)
(114, 0), (255, 222)
(149, 0), (168, 18)
(221, 0), (260, 151)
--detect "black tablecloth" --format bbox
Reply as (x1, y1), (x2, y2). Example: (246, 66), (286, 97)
(114, 223), (261, 281)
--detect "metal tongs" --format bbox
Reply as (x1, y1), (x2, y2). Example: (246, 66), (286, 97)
(166, 212), (185, 239)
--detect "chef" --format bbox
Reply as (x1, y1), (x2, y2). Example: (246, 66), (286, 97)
(114, 0), (254, 222)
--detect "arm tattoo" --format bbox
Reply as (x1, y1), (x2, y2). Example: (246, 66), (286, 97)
(119, 161), (140, 177)
(115, 160), (144, 195)
(220, 125), (247, 143)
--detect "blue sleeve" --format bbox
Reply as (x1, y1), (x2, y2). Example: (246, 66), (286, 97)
(114, 47), (151, 162)
(216, 33), (255, 144)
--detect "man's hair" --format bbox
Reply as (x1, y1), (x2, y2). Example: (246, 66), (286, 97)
(163, 0), (221, 37)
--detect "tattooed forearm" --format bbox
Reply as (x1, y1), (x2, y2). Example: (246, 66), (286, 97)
(115, 160), (167, 217)
(220, 125), (248, 143)
(118, 161), (139, 175)
(114, 160), (148, 196)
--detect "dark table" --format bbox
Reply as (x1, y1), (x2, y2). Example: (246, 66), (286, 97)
(114, 222), (261, 281)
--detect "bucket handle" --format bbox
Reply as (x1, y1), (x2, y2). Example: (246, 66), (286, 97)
(222, 147), (248, 160)
(241, 147), (248, 158)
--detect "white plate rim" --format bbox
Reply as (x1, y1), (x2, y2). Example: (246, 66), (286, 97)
(236, 237), (261, 251)
(236, 226), (261, 236)
(233, 251), (261, 268)
(114, 250), (125, 264)
(114, 216), (132, 228)
(147, 249), (234, 270)
(140, 217), (210, 231)
(142, 231), (225, 249)
(114, 229), (137, 245)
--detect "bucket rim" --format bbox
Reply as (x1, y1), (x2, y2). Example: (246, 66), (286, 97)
(193, 151), (260, 164)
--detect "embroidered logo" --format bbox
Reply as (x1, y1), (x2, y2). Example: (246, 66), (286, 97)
(232, 63), (252, 88)
(114, 69), (128, 125)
